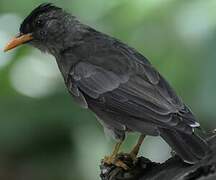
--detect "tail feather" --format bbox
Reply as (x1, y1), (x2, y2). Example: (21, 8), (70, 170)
(160, 128), (211, 164)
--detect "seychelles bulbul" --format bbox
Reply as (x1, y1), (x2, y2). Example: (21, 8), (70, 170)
(4, 3), (211, 169)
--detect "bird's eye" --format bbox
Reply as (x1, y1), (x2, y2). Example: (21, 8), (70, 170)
(35, 19), (43, 27)
(39, 30), (45, 37)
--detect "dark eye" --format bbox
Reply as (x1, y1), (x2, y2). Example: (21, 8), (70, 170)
(35, 19), (44, 27)
(39, 30), (46, 37)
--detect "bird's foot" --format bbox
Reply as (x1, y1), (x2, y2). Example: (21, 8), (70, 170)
(102, 152), (140, 170)
(102, 154), (129, 170)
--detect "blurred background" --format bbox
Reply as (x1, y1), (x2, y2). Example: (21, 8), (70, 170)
(0, 0), (216, 179)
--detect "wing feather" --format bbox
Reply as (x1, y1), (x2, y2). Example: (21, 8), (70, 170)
(70, 61), (192, 130)
(64, 37), (198, 131)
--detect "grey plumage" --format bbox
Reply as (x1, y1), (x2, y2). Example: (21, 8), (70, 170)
(18, 3), (210, 164)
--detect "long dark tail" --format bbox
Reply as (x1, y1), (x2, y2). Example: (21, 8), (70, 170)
(160, 128), (211, 164)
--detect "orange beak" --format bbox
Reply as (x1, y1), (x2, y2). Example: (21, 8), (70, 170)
(4, 33), (33, 52)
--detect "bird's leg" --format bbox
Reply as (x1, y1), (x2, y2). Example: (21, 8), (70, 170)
(103, 141), (122, 163)
(109, 141), (123, 160)
(102, 135), (146, 170)
(111, 141), (123, 158)
(102, 141), (129, 170)
(129, 134), (145, 160)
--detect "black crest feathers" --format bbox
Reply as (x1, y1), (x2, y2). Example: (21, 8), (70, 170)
(20, 3), (61, 33)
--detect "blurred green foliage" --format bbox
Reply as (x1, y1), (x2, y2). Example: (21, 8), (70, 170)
(0, 0), (216, 179)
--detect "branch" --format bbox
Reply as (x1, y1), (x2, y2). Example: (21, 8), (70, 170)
(100, 133), (216, 180)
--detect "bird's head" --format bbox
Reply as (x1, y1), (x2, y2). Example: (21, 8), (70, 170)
(4, 3), (76, 54)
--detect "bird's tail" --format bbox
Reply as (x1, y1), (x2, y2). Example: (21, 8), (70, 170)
(160, 128), (211, 164)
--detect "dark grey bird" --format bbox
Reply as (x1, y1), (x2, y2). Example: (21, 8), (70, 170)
(4, 3), (210, 168)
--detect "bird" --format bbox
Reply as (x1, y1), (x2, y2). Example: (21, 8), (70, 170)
(4, 3), (211, 169)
